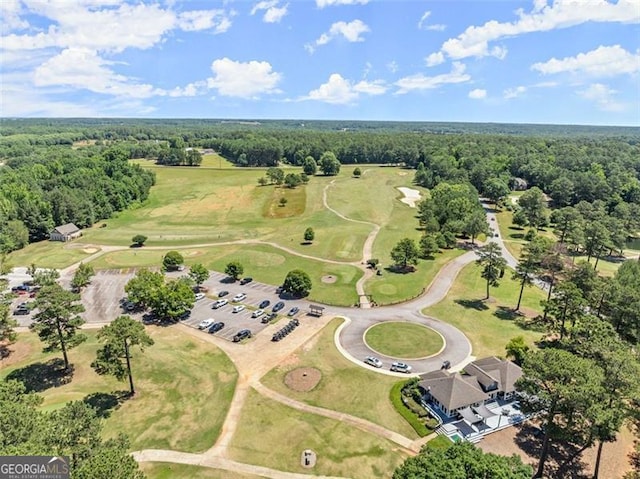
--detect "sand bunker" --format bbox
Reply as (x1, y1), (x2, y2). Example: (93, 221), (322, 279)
(397, 187), (422, 207)
(82, 247), (99, 254)
(284, 367), (322, 392)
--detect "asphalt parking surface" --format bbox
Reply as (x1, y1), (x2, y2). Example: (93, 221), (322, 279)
(181, 272), (308, 342)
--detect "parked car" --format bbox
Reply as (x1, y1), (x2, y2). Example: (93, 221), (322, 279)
(212, 299), (228, 309)
(232, 305), (246, 313)
(261, 312), (278, 324)
(232, 293), (247, 302)
(232, 329), (252, 342)
(259, 299), (270, 309)
(195, 292), (206, 300)
(13, 307), (29, 315)
(208, 322), (225, 334)
(441, 360), (451, 370)
(287, 307), (300, 316)
(239, 277), (253, 285)
(390, 362), (412, 373)
(252, 309), (265, 318)
(197, 318), (215, 330)
(218, 290), (229, 297)
(364, 356), (383, 368)
(11, 284), (29, 293)
(272, 301), (285, 312)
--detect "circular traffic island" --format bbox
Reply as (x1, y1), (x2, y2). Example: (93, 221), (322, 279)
(364, 322), (444, 360)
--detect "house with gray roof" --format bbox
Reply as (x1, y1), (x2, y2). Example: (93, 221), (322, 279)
(49, 223), (82, 242)
(418, 357), (522, 419)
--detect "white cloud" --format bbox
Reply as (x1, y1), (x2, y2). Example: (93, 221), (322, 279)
(387, 61), (399, 73)
(418, 11), (431, 29)
(433, 0), (640, 61)
(0, 0), (29, 33)
(468, 88), (487, 99)
(418, 10), (446, 31)
(33, 48), (163, 98)
(578, 83), (625, 111)
(532, 45), (640, 77)
(251, 1), (288, 23)
(305, 74), (386, 104)
(307, 19), (370, 52)
(206, 58), (282, 98)
(178, 10), (234, 34)
(316, 0), (369, 8)
(425, 52), (445, 67)
(503, 85), (527, 99)
(395, 62), (471, 94)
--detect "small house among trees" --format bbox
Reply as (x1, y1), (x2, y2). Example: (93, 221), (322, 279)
(49, 223), (82, 242)
(511, 177), (528, 191)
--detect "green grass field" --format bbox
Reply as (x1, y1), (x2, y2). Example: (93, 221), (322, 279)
(7, 240), (96, 269)
(423, 262), (545, 358)
(261, 319), (417, 438)
(89, 243), (361, 306)
(364, 322), (444, 359)
(140, 464), (258, 479)
(1, 328), (238, 453)
(227, 388), (408, 479)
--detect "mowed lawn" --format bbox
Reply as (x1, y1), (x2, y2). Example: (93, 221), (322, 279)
(364, 322), (444, 359)
(89, 243), (361, 306)
(227, 388), (408, 479)
(7, 240), (96, 269)
(1, 328), (237, 453)
(78, 166), (370, 262)
(140, 464), (259, 479)
(261, 318), (417, 438)
(424, 262), (545, 358)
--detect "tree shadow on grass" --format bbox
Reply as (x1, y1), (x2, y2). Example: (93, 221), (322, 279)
(6, 358), (74, 393)
(83, 390), (131, 418)
(494, 306), (519, 321)
(454, 299), (489, 311)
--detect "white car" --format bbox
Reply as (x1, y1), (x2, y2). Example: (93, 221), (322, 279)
(195, 292), (206, 300)
(364, 356), (383, 368)
(197, 318), (215, 330)
(212, 299), (228, 309)
(252, 309), (265, 318)
(232, 293), (247, 302)
(232, 305), (245, 313)
(390, 362), (412, 373)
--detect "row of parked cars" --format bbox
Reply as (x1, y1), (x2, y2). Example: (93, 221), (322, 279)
(364, 356), (413, 373)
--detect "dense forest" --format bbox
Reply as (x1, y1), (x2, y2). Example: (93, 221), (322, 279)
(1, 118), (638, 254)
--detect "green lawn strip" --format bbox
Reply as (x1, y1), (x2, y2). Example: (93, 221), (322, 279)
(88, 243), (361, 307)
(101, 327), (237, 453)
(7, 240), (94, 269)
(261, 318), (417, 438)
(364, 248), (464, 305)
(227, 388), (408, 479)
(389, 381), (431, 437)
(140, 463), (259, 479)
(424, 435), (453, 451)
(570, 255), (622, 277)
(423, 262), (545, 358)
(365, 322), (443, 359)
(496, 209), (557, 261)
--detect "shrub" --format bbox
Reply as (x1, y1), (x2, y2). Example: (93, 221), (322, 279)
(390, 381), (430, 437)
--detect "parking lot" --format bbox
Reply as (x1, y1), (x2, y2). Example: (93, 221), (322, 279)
(181, 272), (308, 342)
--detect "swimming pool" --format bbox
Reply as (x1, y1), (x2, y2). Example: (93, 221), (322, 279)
(449, 434), (462, 443)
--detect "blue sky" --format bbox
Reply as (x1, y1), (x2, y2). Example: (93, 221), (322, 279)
(1, 0), (638, 125)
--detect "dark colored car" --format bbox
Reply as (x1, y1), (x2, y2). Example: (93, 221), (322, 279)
(259, 299), (270, 309)
(218, 290), (229, 297)
(11, 285), (28, 293)
(272, 301), (285, 312)
(13, 307), (29, 315)
(287, 307), (299, 317)
(239, 277), (253, 285)
(232, 329), (252, 342)
(208, 322), (225, 334)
